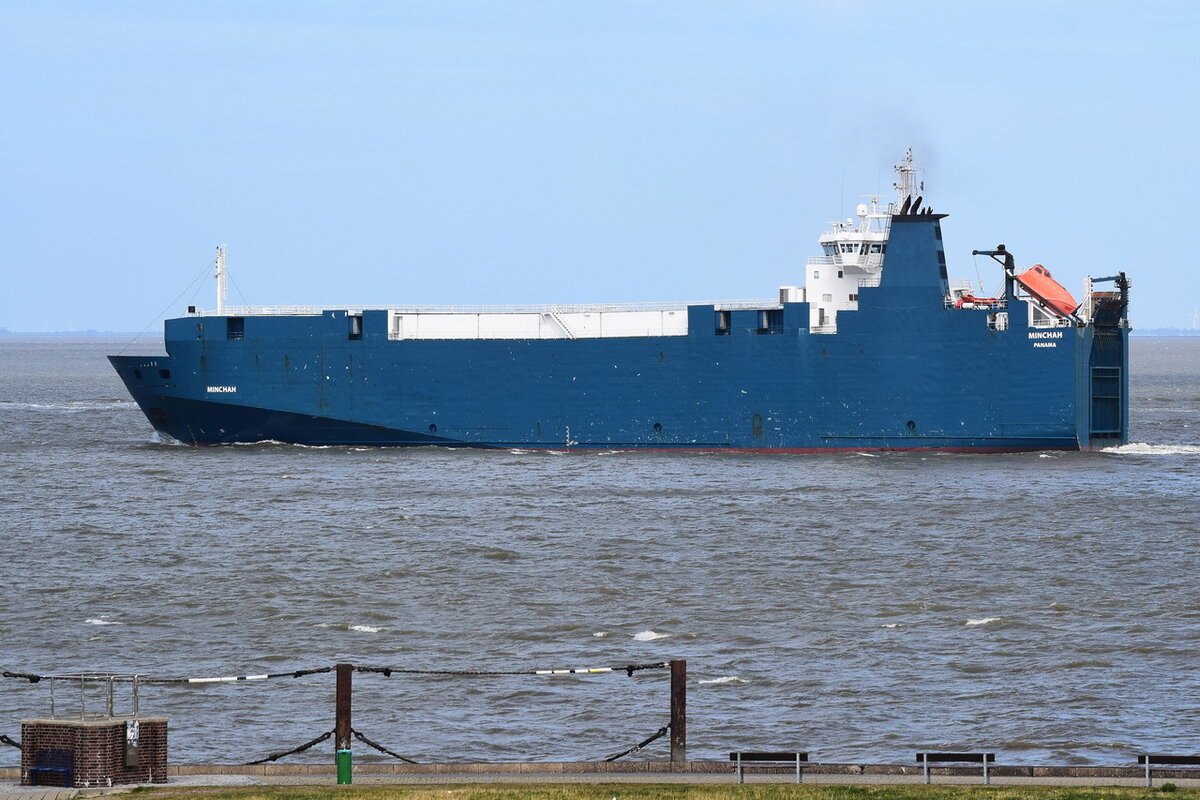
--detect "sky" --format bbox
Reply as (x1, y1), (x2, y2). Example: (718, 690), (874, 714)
(2, 0), (1198, 332)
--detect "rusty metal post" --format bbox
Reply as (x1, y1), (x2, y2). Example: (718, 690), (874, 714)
(669, 659), (686, 763)
(335, 663), (352, 783)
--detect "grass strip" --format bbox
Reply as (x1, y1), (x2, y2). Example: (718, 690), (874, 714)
(127, 783), (1200, 800)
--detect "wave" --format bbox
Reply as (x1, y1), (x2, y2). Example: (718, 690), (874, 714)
(316, 622), (384, 633)
(965, 617), (1002, 626)
(0, 400), (136, 412)
(85, 617), (123, 626)
(633, 630), (671, 641)
(231, 440), (335, 449)
(1103, 442), (1200, 455)
(698, 675), (745, 685)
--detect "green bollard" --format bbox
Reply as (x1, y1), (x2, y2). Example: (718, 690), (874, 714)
(336, 749), (352, 784)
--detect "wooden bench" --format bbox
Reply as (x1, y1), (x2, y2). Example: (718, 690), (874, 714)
(729, 751), (809, 783)
(916, 751), (995, 785)
(28, 748), (74, 787)
(1138, 755), (1200, 787)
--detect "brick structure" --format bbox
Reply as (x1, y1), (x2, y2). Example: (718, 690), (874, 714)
(20, 717), (167, 787)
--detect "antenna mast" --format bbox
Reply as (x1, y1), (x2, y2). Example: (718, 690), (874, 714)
(215, 244), (228, 314)
(893, 148), (924, 204)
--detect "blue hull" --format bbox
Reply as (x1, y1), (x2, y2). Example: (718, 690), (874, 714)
(109, 215), (1129, 451)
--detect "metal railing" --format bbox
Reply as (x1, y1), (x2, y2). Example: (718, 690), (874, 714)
(190, 299), (782, 317)
(46, 673), (141, 719)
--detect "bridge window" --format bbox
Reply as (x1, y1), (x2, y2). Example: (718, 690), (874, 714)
(869, 243), (884, 253)
(822, 243), (836, 255)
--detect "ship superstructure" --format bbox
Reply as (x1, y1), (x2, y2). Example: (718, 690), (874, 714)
(110, 152), (1130, 451)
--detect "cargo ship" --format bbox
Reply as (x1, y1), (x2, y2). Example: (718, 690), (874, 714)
(110, 152), (1130, 451)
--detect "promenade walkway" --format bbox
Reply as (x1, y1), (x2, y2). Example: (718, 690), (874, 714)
(3, 762), (1199, 795)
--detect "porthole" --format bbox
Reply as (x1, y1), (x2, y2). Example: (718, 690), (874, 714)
(653, 422), (663, 433)
(428, 423), (438, 433)
(906, 419), (916, 432)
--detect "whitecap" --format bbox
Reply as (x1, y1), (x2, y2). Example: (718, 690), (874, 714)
(592, 631), (610, 638)
(855, 452), (880, 458)
(882, 623), (904, 628)
(0, 400), (136, 412)
(230, 440), (335, 449)
(85, 617), (122, 626)
(966, 617), (1001, 626)
(1104, 443), (1200, 455)
(633, 630), (670, 641)
(698, 675), (745, 685)
(349, 624), (383, 633)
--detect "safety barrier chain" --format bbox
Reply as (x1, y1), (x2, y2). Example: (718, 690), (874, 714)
(244, 730), (333, 765)
(4, 663), (665, 683)
(604, 725), (670, 762)
(2, 671), (44, 684)
(351, 728), (419, 763)
(354, 662), (669, 677)
(142, 666), (333, 684)
(0, 734), (20, 749)
(1, 667), (333, 684)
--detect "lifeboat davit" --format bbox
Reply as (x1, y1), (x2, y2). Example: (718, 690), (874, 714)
(1015, 264), (1078, 317)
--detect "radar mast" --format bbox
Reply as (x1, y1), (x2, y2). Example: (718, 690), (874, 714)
(893, 148), (924, 205)
(215, 244), (228, 314)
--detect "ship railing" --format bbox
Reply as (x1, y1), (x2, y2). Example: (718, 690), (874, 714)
(1028, 313), (1075, 329)
(806, 256), (836, 267)
(858, 275), (882, 288)
(191, 299), (782, 317)
(389, 327), (695, 341)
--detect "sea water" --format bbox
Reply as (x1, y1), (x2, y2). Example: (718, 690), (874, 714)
(0, 336), (1197, 766)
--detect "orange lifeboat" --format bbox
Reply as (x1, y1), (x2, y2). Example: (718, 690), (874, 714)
(1015, 264), (1078, 317)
